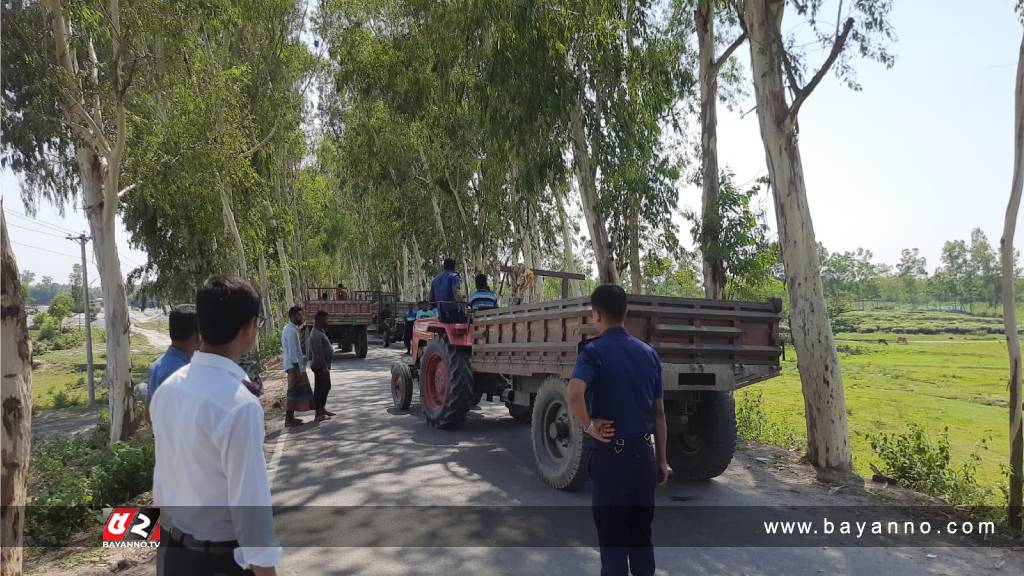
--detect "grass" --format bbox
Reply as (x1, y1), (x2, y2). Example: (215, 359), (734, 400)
(740, 309), (1012, 503)
(29, 326), (164, 409)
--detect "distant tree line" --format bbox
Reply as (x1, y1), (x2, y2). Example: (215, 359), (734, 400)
(21, 267), (100, 310)
(817, 227), (1020, 315)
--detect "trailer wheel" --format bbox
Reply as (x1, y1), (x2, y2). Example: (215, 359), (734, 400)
(383, 331), (392, 348)
(419, 337), (474, 429)
(355, 326), (368, 358)
(390, 363), (414, 411)
(666, 391), (736, 480)
(506, 402), (532, 423)
(531, 376), (589, 490)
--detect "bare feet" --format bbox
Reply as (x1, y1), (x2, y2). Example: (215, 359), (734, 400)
(324, 410), (337, 417)
(285, 417), (305, 427)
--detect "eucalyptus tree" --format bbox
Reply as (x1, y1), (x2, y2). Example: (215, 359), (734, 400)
(1000, 18), (1023, 530)
(1, 0), (204, 440)
(675, 0), (747, 298)
(739, 0), (895, 469)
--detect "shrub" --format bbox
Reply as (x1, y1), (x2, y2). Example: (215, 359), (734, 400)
(868, 424), (992, 507)
(51, 389), (82, 409)
(25, 474), (94, 546)
(735, 390), (803, 450)
(51, 329), (85, 351)
(37, 315), (59, 341)
(91, 439), (155, 507)
(258, 330), (282, 364)
(31, 311), (48, 330)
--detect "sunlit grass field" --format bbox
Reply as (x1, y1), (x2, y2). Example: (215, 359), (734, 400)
(740, 310), (1013, 501)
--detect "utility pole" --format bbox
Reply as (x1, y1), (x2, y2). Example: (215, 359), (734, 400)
(67, 233), (95, 405)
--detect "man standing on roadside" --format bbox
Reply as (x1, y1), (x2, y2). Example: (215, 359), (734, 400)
(281, 305), (309, 426)
(308, 311), (336, 422)
(567, 284), (668, 576)
(146, 304), (200, 409)
(151, 275), (280, 576)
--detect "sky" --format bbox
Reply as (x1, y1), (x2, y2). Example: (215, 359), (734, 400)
(2, 0), (1022, 282)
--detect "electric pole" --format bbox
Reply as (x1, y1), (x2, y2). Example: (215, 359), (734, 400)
(67, 233), (95, 405)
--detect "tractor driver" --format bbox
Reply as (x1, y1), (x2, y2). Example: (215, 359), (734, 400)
(429, 258), (467, 323)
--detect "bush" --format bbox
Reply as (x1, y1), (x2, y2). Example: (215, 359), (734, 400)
(51, 389), (82, 409)
(868, 424), (992, 507)
(26, 430), (155, 546)
(90, 439), (155, 507)
(51, 329), (85, 351)
(735, 389), (803, 450)
(258, 330), (282, 364)
(37, 315), (59, 341)
(31, 311), (48, 330)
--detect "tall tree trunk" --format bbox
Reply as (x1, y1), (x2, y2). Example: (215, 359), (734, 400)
(257, 251), (275, 334)
(1, 210), (31, 576)
(555, 187), (582, 297)
(78, 147), (134, 441)
(697, 3), (726, 299)
(629, 207), (642, 293)
(570, 96), (618, 284)
(744, 0), (850, 470)
(277, 235), (295, 308)
(1000, 32), (1024, 531)
(221, 184), (248, 279)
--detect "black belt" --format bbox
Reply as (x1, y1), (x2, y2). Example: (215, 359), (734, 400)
(589, 433), (654, 454)
(165, 526), (239, 555)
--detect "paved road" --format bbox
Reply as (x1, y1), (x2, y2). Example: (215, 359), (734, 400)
(267, 347), (1022, 576)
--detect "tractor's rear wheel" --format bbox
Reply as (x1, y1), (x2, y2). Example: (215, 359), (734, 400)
(355, 326), (368, 358)
(506, 402), (532, 423)
(419, 337), (474, 429)
(666, 391), (736, 480)
(391, 363), (414, 410)
(531, 376), (588, 490)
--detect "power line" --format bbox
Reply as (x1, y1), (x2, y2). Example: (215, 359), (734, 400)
(5, 220), (70, 240)
(10, 240), (85, 262)
(3, 207), (80, 235)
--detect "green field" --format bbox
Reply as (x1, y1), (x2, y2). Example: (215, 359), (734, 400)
(29, 327), (164, 409)
(740, 310), (1013, 502)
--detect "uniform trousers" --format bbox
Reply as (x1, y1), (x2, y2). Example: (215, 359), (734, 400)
(589, 435), (657, 576)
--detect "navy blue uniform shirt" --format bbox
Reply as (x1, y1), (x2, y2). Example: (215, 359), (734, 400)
(430, 270), (463, 320)
(571, 326), (663, 437)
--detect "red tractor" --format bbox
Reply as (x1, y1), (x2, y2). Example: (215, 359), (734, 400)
(390, 293), (784, 490)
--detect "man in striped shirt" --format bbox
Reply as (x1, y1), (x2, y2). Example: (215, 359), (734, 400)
(468, 273), (498, 311)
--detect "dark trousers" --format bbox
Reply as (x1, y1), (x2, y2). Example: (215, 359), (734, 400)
(313, 367), (331, 412)
(590, 437), (657, 576)
(404, 321), (414, 351)
(157, 540), (252, 576)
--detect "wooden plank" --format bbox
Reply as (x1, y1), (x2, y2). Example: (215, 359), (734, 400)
(654, 324), (744, 336)
(627, 304), (780, 321)
(654, 343), (782, 355)
(474, 342), (579, 353)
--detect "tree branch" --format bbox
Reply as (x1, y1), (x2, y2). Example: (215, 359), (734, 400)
(712, 31), (747, 75)
(787, 16), (854, 121)
(241, 116), (280, 158)
(117, 181), (139, 198)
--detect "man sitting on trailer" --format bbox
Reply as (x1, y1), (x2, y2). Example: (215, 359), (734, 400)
(429, 258), (467, 323)
(468, 273), (498, 311)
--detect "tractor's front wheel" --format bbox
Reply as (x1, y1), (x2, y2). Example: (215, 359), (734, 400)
(391, 363), (414, 410)
(418, 337), (474, 429)
(531, 376), (589, 490)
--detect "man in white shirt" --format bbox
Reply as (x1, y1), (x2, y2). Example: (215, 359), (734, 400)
(151, 275), (280, 576)
(280, 305), (310, 426)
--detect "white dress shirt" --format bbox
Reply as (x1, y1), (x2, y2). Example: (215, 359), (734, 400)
(151, 351), (281, 569)
(280, 322), (305, 371)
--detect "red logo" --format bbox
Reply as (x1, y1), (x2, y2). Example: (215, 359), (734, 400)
(102, 508), (160, 548)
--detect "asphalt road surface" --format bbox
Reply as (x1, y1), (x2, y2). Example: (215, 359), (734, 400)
(266, 346), (1023, 576)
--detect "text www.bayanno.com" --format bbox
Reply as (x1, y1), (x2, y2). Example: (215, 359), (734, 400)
(763, 518), (996, 539)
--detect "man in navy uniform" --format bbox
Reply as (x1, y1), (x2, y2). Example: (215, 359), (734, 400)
(568, 284), (668, 576)
(429, 258), (466, 323)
